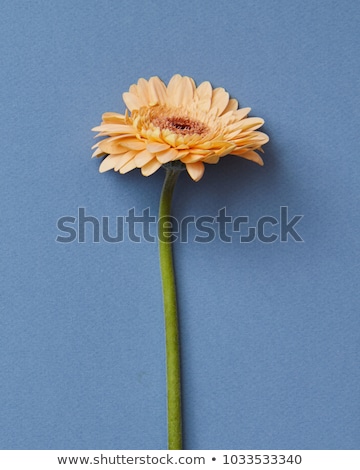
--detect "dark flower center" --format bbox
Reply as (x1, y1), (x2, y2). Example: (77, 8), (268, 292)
(152, 115), (208, 136)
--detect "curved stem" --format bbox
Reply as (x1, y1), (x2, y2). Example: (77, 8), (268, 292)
(158, 167), (182, 450)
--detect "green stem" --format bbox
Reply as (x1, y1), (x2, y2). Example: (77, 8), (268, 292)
(158, 165), (183, 450)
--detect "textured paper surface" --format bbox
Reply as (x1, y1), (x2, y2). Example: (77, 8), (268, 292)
(0, 0), (359, 450)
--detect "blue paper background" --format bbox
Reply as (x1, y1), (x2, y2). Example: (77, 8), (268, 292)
(1, 0), (359, 450)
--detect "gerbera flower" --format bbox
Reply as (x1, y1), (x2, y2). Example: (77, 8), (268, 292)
(92, 74), (269, 182)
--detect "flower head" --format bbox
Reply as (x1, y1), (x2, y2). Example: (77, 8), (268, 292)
(92, 75), (269, 181)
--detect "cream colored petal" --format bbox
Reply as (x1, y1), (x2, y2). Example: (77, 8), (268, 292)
(221, 98), (238, 115)
(99, 155), (123, 173)
(205, 107), (219, 123)
(120, 138), (146, 150)
(92, 132), (104, 139)
(195, 81), (213, 112)
(196, 81), (212, 102)
(148, 76), (167, 105)
(115, 151), (137, 171)
(97, 137), (123, 154)
(233, 150), (264, 166)
(188, 148), (212, 155)
(176, 150), (189, 159)
(129, 84), (137, 94)
(218, 110), (236, 126)
(226, 131), (244, 141)
(102, 112), (126, 124)
(232, 131), (253, 142)
(175, 143), (189, 150)
(186, 162), (205, 182)
(214, 147), (236, 158)
(238, 117), (265, 131)
(234, 134), (267, 148)
(195, 141), (213, 150)
(166, 74), (183, 106)
(181, 154), (206, 163)
(181, 134), (193, 145)
(141, 159), (162, 176)
(162, 133), (178, 147)
(145, 127), (161, 141)
(92, 124), (135, 134)
(119, 158), (138, 174)
(252, 131), (270, 145)
(188, 77), (196, 90)
(210, 88), (229, 116)
(224, 121), (252, 140)
(173, 76), (195, 107)
(92, 147), (105, 158)
(204, 155), (220, 164)
(146, 142), (170, 153)
(156, 148), (179, 164)
(197, 140), (234, 152)
(98, 137), (133, 154)
(135, 78), (150, 106)
(122, 92), (141, 111)
(226, 120), (249, 133)
(233, 107), (251, 121)
(134, 149), (154, 167)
